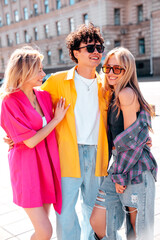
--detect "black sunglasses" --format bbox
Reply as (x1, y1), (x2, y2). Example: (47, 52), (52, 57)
(102, 65), (125, 75)
(78, 44), (105, 53)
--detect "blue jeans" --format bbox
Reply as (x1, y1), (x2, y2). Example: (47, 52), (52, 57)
(90, 151), (156, 240)
(89, 169), (124, 240)
(56, 144), (103, 240)
(119, 170), (155, 240)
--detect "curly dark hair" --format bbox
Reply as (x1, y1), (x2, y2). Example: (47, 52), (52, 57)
(66, 23), (104, 63)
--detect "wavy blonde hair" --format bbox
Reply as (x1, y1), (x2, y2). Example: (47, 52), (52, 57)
(103, 47), (154, 117)
(0, 46), (44, 99)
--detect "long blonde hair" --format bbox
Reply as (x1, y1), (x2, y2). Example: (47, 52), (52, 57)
(103, 47), (154, 117)
(0, 46), (44, 99)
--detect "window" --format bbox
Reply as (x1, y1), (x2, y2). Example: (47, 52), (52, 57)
(44, 0), (49, 13)
(24, 30), (29, 43)
(137, 5), (143, 23)
(4, 0), (8, 5)
(69, 0), (75, 5)
(14, 10), (19, 22)
(138, 38), (145, 54)
(6, 13), (10, 25)
(33, 3), (38, 16)
(69, 18), (74, 32)
(6, 34), (10, 46)
(44, 24), (49, 38)
(24, 7), (28, 20)
(0, 17), (2, 27)
(34, 27), (38, 40)
(56, 21), (61, 36)
(56, 0), (61, 9)
(1, 58), (5, 70)
(47, 50), (51, 65)
(136, 62), (144, 69)
(114, 8), (120, 25)
(15, 32), (20, 44)
(83, 14), (89, 25)
(59, 49), (64, 63)
(114, 40), (121, 47)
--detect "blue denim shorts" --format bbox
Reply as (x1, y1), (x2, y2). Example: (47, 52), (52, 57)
(95, 150), (156, 240)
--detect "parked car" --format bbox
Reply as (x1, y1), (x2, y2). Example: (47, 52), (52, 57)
(0, 78), (4, 86)
(42, 73), (51, 83)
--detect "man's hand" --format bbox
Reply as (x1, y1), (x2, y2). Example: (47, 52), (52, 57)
(3, 136), (14, 149)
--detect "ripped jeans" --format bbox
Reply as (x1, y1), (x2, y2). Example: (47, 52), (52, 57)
(91, 151), (156, 240)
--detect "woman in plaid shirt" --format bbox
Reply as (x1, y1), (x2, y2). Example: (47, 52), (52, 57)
(89, 47), (157, 240)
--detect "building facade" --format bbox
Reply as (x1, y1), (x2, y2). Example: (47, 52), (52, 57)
(0, 0), (160, 77)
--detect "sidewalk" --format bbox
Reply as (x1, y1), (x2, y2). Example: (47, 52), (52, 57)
(0, 80), (160, 240)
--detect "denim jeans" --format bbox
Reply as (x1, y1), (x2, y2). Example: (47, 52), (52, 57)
(119, 170), (155, 240)
(89, 169), (124, 240)
(56, 144), (103, 240)
(89, 150), (156, 240)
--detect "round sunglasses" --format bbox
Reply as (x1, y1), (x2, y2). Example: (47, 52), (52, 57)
(102, 65), (125, 75)
(78, 44), (105, 53)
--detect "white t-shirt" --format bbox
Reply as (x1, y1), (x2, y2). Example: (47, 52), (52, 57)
(74, 71), (100, 145)
(42, 116), (47, 127)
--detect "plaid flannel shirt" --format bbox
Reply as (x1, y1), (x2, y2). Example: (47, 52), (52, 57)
(111, 110), (157, 186)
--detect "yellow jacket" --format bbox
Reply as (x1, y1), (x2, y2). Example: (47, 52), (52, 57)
(41, 66), (109, 177)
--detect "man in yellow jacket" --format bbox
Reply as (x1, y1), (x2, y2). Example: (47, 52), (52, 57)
(41, 23), (109, 240)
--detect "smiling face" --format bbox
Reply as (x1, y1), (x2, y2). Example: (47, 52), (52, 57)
(74, 40), (103, 70)
(30, 62), (46, 87)
(106, 54), (125, 90)
(22, 61), (46, 90)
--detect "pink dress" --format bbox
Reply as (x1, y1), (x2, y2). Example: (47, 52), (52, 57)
(0, 89), (62, 214)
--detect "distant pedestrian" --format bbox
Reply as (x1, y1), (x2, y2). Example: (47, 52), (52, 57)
(0, 46), (69, 240)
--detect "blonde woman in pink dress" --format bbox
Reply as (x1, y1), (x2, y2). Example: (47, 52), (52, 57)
(0, 46), (70, 240)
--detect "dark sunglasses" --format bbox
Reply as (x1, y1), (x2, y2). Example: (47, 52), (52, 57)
(102, 65), (125, 75)
(78, 44), (105, 53)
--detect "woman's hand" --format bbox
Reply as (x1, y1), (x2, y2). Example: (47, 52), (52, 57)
(115, 183), (126, 194)
(23, 98), (70, 148)
(3, 136), (14, 149)
(146, 137), (152, 148)
(54, 97), (70, 124)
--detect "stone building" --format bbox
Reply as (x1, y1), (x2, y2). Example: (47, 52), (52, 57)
(0, 0), (160, 77)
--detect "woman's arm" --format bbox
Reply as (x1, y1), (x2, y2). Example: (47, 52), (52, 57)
(114, 87), (140, 193)
(119, 87), (140, 130)
(23, 98), (70, 148)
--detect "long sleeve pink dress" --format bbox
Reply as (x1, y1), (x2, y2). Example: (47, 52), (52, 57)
(0, 89), (62, 214)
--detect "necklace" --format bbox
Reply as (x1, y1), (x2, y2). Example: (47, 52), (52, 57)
(32, 94), (37, 110)
(78, 75), (96, 91)
(21, 89), (37, 110)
